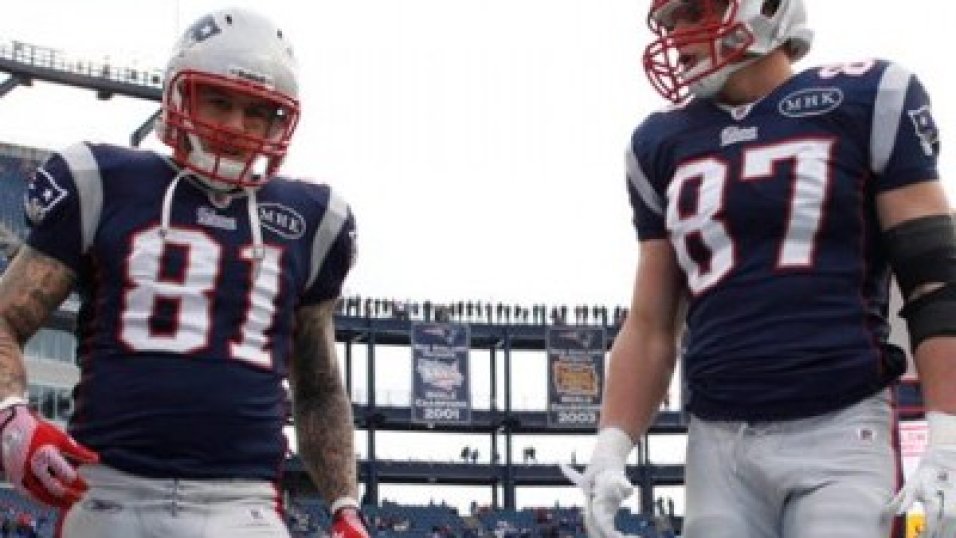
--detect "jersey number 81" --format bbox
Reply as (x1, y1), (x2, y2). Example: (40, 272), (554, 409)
(120, 226), (282, 369)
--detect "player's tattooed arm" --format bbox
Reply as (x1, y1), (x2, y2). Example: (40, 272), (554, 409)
(0, 246), (76, 399)
(290, 298), (358, 503)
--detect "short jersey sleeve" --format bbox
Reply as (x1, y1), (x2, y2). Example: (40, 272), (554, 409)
(626, 124), (668, 241)
(869, 62), (940, 191)
(24, 143), (101, 271)
(301, 190), (356, 305)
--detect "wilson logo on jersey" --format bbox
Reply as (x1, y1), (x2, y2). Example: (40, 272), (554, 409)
(778, 87), (843, 118)
(23, 168), (68, 225)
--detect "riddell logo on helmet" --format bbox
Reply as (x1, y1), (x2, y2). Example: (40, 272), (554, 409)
(778, 87), (844, 118)
(228, 66), (274, 88)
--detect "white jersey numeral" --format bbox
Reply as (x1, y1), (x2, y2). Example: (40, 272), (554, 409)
(230, 245), (282, 368)
(667, 138), (835, 293)
(742, 140), (834, 268)
(817, 60), (876, 79)
(666, 157), (735, 293)
(120, 226), (282, 367)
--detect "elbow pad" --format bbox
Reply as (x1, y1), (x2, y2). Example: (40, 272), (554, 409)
(883, 214), (956, 349)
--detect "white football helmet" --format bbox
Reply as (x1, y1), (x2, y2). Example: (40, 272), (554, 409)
(156, 7), (300, 189)
(643, 0), (813, 103)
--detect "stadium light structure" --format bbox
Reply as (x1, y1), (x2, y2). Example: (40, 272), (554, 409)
(0, 39), (163, 147)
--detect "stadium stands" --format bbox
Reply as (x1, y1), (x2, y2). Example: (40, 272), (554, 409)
(286, 497), (671, 538)
(0, 487), (683, 538)
(0, 144), (44, 272)
(0, 153), (32, 234)
(0, 487), (57, 537)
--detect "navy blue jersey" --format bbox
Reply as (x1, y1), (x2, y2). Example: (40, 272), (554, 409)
(25, 142), (355, 480)
(626, 60), (940, 421)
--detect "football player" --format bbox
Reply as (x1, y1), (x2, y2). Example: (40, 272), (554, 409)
(0, 8), (370, 538)
(563, 0), (956, 537)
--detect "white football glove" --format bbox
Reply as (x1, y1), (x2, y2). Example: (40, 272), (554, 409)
(887, 411), (956, 538)
(560, 427), (636, 538)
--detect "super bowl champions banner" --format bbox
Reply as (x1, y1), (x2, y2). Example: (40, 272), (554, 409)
(547, 326), (605, 428)
(411, 322), (472, 425)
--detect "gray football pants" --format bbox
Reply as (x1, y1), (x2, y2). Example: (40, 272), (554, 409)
(60, 464), (290, 538)
(682, 389), (901, 538)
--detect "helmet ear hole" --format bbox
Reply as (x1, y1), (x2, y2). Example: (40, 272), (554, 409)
(762, 0), (781, 16)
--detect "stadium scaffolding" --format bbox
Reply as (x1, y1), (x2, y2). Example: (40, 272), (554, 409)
(0, 39), (162, 146)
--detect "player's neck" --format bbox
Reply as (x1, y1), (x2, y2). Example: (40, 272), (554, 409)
(717, 49), (794, 106)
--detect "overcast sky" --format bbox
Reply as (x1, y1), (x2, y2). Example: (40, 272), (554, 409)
(0, 0), (950, 512)
(4, 0), (953, 310)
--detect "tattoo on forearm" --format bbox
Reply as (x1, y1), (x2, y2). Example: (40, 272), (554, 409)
(0, 319), (27, 399)
(291, 302), (357, 502)
(0, 246), (75, 398)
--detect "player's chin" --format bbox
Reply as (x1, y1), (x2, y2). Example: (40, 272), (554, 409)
(204, 145), (251, 161)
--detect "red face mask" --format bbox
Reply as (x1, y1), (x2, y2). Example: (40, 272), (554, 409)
(160, 70), (300, 188)
(643, 0), (754, 104)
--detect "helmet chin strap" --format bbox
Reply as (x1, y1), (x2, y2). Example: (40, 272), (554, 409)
(184, 133), (251, 192)
(159, 169), (189, 241)
(159, 164), (267, 279)
(245, 186), (265, 279)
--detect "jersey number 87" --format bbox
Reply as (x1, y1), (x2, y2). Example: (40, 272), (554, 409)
(666, 138), (835, 294)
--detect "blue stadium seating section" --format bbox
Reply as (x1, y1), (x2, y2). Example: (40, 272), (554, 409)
(287, 497), (668, 538)
(0, 488), (58, 537)
(0, 153), (34, 239)
(1, 486), (676, 538)
(0, 151), (39, 273)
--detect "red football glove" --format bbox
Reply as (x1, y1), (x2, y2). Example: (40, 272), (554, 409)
(0, 400), (99, 508)
(330, 498), (370, 538)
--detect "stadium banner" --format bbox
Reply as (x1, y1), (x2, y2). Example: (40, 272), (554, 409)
(546, 326), (605, 428)
(410, 322), (472, 425)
